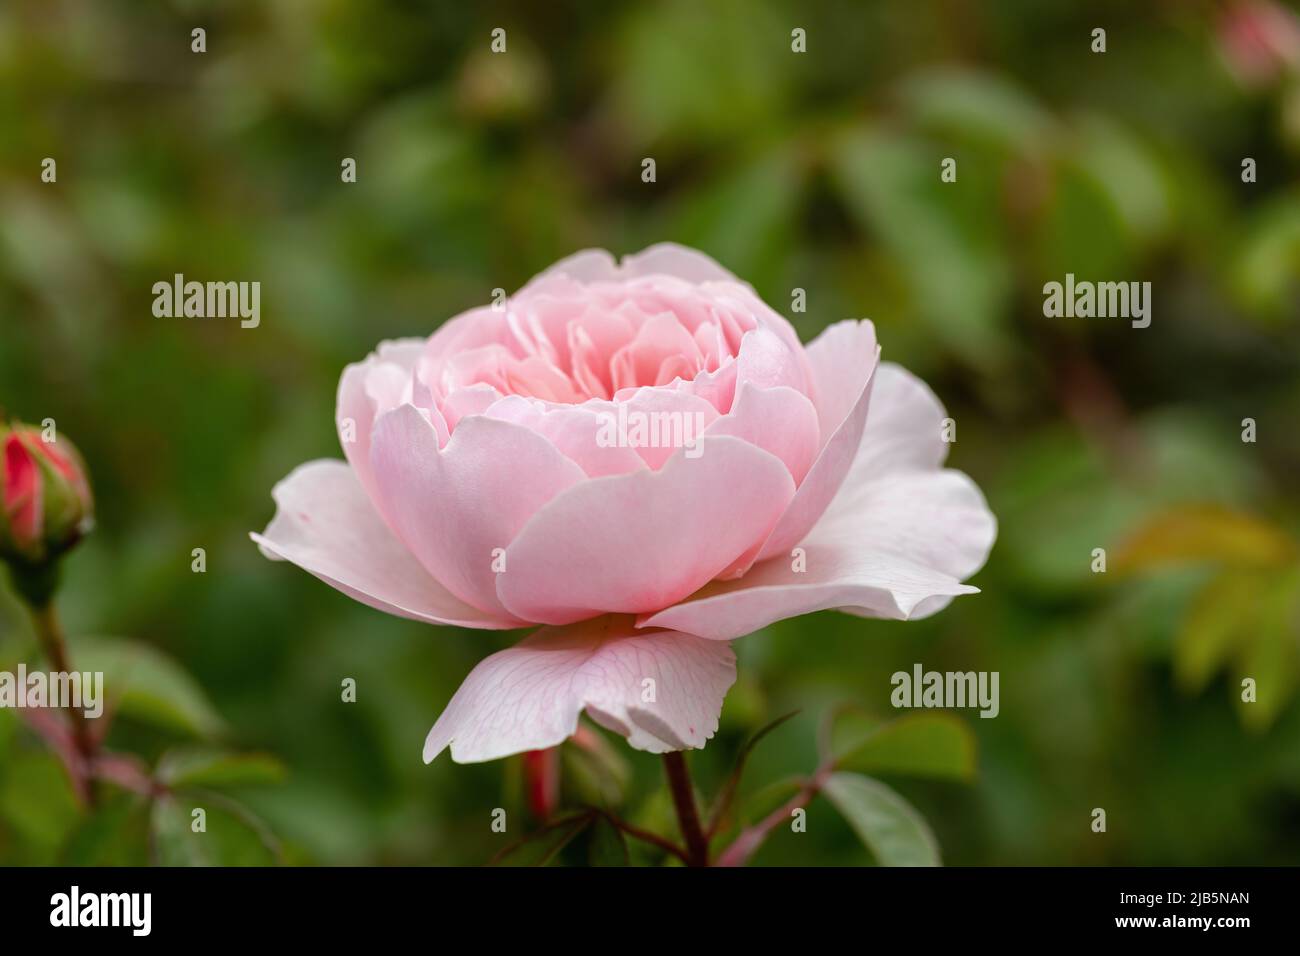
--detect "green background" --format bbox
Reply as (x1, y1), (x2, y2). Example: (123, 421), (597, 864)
(2, 0), (1299, 865)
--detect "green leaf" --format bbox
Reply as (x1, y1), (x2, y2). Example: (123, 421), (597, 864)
(67, 635), (226, 739)
(157, 748), (287, 791)
(1232, 192), (1300, 321)
(587, 815), (630, 867)
(666, 148), (802, 285)
(1070, 115), (1172, 247)
(831, 127), (1013, 369)
(821, 772), (941, 867)
(0, 750), (81, 859)
(1175, 570), (1265, 692)
(150, 793), (281, 866)
(1113, 505), (1296, 573)
(491, 812), (593, 867)
(836, 713), (977, 781)
(0, 708), (16, 763)
(819, 706), (881, 761)
(610, 0), (789, 150)
(60, 794), (152, 866)
(1234, 566), (1300, 732)
(898, 67), (1054, 153)
(707, 710), (799, 833)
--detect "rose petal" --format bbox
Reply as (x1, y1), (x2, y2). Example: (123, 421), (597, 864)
(749, 320), (880, 565)
(369, 405), (587, 617)
(609, 311), (704, 393)
(423, 306), (517, 364)
(734, 327), (808, 394)
(705, 382), (820, 484)
(483, 395), (648, 477)
(496, 436), (796, 625)
(521, 249), (622, 289)
(620, 243), (742, 284)
(638, 469), (994, 640)
(593, 387), (720, 471)
(440, 383), (503, 432)
(3, 434), (41, 545)
(805, 320), (880, 444)
(336, 338), (426, 501)
(423, 616), (737, 763)
(639, 359), (995, 640)
(252, 460), (519, 629)
(838, 361), (948, 477)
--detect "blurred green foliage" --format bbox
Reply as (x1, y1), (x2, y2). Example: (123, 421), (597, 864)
(1, 0), (1299, 865)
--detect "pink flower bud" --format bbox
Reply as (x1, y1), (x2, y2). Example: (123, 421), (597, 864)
(1219, 0), (1300, 89)
(1, 422), (94, 568)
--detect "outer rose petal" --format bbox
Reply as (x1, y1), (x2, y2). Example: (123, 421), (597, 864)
(750, 320), (880, 564)
(837, 361), (948, 477)
(251, 460), (520, 629)
(816, 361), (984, 620)
(496, 436), (796, 625)
(423, 616), (736, 763)
(638, 471), (993, 639)
(369, 405), (587, 618)
(638, 362), (996, 640)
(336, 338), (427, 501)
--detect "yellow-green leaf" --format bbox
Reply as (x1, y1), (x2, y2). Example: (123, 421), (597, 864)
(1113, 505), (1295, 572)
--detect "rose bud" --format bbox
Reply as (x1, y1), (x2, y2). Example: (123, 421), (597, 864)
(1, 422), (94, 569)
(1218, 0), (1300, 89)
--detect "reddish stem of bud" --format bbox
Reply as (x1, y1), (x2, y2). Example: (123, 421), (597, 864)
(30, 601), (100, 807)
(522, 747), (560, 822)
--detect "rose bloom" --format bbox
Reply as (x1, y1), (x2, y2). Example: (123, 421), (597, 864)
(253, 245), (995, 763)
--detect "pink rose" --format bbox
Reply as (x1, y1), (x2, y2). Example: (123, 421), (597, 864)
(253, 244), (995, 763)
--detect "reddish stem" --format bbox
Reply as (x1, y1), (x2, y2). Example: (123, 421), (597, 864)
(715, 764), (835, 868)
(30, 601), (99, 806)
(522, 747), (560, 821)
(662, 751), (709, 867)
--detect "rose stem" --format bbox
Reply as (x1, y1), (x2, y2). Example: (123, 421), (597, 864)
(662, 751), (709, 867)
(31, 601), (99, 806)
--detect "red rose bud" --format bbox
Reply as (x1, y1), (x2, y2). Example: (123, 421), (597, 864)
(1, 422), (94, 568)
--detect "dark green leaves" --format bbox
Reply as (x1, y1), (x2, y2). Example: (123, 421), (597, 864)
(67, 636), (226, 739)
(157, 749), (288, 790)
